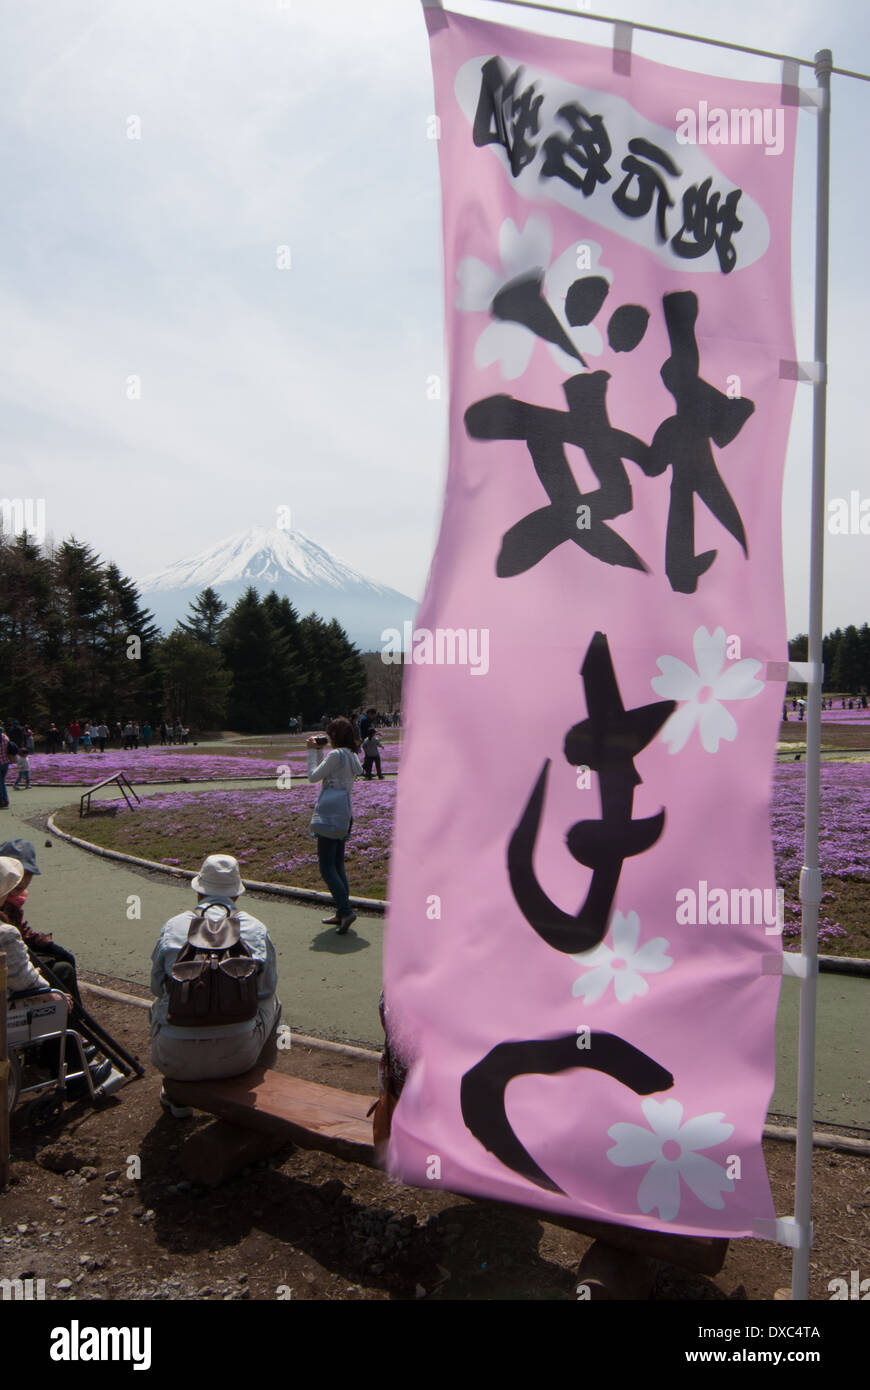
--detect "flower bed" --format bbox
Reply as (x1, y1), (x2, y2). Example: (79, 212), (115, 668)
(51, 762), (870, 954)
(53, 779), (396, 900)
(27, 744), (400, 786)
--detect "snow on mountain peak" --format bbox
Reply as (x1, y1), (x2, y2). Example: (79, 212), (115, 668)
(137, 526), (391, 595)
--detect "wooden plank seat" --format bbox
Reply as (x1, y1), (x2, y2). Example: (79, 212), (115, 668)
(163, 1068), (375, 1166)
(163, 1068), (728, 1277)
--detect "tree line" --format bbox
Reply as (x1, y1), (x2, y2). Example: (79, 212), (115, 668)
(0, 533), (367, 734)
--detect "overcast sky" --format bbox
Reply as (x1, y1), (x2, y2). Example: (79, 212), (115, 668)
(2, 0), (868, 635)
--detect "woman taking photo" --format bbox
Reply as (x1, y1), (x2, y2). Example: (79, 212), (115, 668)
(306, 717), (363, 934)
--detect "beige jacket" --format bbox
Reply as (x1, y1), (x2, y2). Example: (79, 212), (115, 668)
(0, 921), (49, 996)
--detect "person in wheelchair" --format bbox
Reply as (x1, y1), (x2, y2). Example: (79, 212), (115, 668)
(0, 857), (70, 1007)
(0, 839), (82, 1006)
(0, 855), (113, 1094)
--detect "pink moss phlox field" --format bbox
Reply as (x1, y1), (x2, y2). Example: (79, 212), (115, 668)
(28, 745), (401, 786)
(55, 763), (867, 942)
(63, 779), (397, 897)
(772, 763), (870, 881)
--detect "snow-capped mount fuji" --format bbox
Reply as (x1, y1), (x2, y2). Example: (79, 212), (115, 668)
(137, 526), (418, 651)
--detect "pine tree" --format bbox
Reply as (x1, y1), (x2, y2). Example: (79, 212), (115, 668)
(831, 624), (862, 694)
(262, 592), (301, 717)
(0, 533), (53, 725)
(157, 631), (232, 729)
(99, 564), (162, 725)
(49, 539), (107, 721)
(178, 588), (228, 646)
(219, 588), (291, 731)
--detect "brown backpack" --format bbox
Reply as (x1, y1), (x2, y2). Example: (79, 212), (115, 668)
(167, 903), (258, 1027)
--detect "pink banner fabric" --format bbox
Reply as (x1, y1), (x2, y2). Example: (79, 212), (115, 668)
(384, 9), (797, 1237)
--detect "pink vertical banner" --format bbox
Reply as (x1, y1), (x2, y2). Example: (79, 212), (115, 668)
(384, 9), (797, 1237)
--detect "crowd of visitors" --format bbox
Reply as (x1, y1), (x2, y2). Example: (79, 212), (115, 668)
(44, 718), (190, 752)
(782, 694), (868, 720)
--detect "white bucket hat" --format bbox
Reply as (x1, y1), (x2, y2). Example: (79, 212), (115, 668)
(0, 855), (25, 901)
(190, 854), (245, 899)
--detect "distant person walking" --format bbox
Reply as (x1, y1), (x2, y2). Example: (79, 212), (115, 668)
(361, 728), (384, 780)
(0, 726), (12, 808)
(306, 718), (363, 935)
(13, 747), (30, 789)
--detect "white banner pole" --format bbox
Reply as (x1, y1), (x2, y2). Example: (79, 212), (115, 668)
(791, 47), (832, 1304)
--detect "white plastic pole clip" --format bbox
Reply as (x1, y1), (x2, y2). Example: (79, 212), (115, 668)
(779, 359), (827, 385)
(753, 1216), (813, 1249)
(765, 661), (822, 684)
(613, 22), (632, 76)
(781, 59), (825, 110)
(762, 953), (817, 979)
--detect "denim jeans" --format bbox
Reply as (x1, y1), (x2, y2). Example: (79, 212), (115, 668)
(0, 762), (8, 807)
(316, 819), (352, 917)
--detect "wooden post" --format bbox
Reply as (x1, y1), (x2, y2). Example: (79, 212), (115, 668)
(0, 953), (10, 1190)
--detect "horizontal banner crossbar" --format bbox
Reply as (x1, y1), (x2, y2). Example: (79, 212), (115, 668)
(465, 0), (870, 82)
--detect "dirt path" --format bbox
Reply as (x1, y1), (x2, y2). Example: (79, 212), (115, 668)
(4, 980), (868, 1303)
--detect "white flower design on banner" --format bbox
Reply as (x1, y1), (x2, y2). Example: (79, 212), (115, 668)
(607, 1099), (735, 1221)
(651, 625), (764, 754)
(571, 911), (672, 1004)
(455, 216), (612, 379)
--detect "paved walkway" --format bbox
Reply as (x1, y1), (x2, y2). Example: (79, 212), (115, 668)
(3, 779), (867, 1129)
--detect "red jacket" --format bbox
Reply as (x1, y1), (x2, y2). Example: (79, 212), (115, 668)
(1, 894), (53, 950)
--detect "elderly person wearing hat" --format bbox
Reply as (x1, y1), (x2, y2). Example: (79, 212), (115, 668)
(0, 839), (82, 1006)
(0, 856), (70, 1003)
(149, 854), (281, 1104)
(0, 847), (114, 1092)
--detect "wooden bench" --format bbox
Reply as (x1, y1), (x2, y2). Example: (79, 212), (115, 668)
(163, 1068), (728, 1279)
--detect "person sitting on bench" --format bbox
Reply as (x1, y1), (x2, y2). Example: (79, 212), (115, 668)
(149, 854), (282, 1112)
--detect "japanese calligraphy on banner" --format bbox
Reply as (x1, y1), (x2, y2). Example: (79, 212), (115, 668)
(383, 8), (798, 1237)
